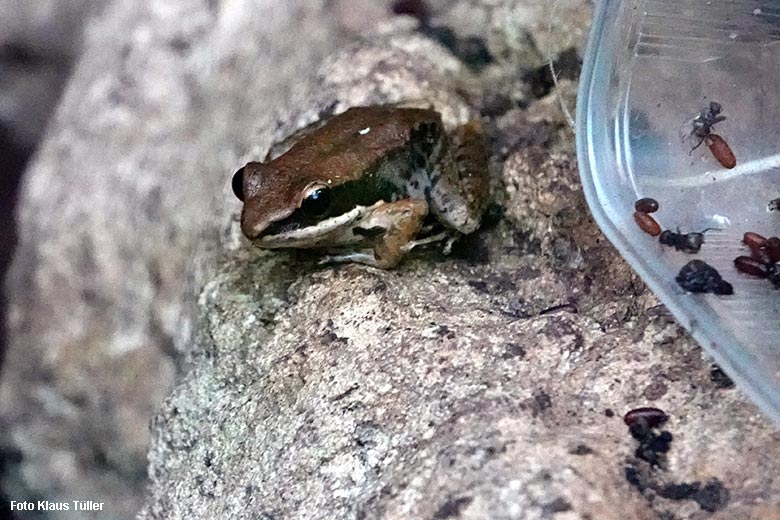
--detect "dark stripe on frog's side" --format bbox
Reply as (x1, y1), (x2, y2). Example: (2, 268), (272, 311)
(352, 226), (386, 238)
(263, 170), (404, 235)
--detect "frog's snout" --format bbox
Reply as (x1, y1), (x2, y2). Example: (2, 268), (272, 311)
(240, 196), (298, 241)
(240, 203), (274, 240)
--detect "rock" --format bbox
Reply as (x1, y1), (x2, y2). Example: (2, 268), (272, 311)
(4, 0), (780, 519)
(140, 4), (780, 518)
(141, 189), (780, 519)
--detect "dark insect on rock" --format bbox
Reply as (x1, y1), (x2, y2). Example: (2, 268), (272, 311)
(695, 479), (731, 513)
(634, 211), (661, 236)
(706, 134), (736, 169)
(768, 197), (780, 212)
(420, 26), (494, 72)
(659, 228), (713, 254)
(635, 197), (659, 213)
(631, 428), (673, 467)
(624, 407), (669, 429)
(676, 259), (733, 295)
(709, 364), (735, 389)
(734, 256), (770, 278)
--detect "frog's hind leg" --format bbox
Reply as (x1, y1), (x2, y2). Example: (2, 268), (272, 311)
(321, 199), (429, 269)
(428, 120), (490, 234)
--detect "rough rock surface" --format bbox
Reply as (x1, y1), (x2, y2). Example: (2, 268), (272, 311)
(140, 144), (780, 519)
(3, 1), (780, 520)
(141, 3), (780, 520)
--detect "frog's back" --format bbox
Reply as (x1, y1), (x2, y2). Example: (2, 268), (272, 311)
(313, 106), (440, 144)
(271, 106), (443, 187)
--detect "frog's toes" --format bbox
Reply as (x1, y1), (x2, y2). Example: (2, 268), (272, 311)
(403, 231), (449, 252)
(442, 234), (458, 255)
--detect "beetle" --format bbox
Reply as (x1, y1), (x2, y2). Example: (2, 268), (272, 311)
(658, 227), (716, 254)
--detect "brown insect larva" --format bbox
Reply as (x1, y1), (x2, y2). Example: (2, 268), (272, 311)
(706, 134), (736, 169)
(634, 211), (661, 236)
(734, 256), (770, 278)
(743, 232), (767, 250)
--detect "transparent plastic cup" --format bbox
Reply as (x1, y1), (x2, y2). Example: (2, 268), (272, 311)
(577, 0), (780, 422)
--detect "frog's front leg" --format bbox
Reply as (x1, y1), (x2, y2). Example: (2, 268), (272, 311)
(322, 199), (428, 269)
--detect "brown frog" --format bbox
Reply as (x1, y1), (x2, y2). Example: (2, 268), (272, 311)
(232, 105), (489, 268)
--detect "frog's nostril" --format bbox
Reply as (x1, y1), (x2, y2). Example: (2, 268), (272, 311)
(232, 166), (245, 201)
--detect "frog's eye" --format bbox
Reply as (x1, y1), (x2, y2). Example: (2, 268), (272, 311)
(301, 184), (331, 216)
(232, 166), (246, 201)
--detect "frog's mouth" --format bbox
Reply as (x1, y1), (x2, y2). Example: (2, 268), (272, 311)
(257, 203), (381, 249)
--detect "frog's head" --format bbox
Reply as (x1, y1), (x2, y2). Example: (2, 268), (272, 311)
(232, 161), (345, 248)
(231, 106), (434, 249)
